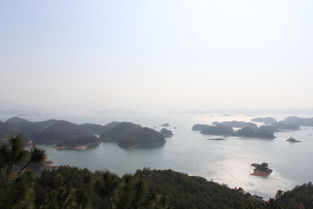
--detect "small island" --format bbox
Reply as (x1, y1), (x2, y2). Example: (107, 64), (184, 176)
(159, 128), (173, 138)
(192, 124), (210, 131)
(251, 163), (273, 177)
(286, 137), (301, 143)
(207, 138), (226, 141)
(160, 123), (170, 127)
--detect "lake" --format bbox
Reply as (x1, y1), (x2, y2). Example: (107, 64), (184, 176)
(15, 113), (313, 199)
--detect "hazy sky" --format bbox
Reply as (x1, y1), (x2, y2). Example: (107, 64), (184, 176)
(0, 0), (313, 112)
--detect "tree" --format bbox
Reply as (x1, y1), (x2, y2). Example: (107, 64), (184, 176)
(0, 135), (46, 209)
(0, 135), (46, 185)
(95, 171), (120, 209)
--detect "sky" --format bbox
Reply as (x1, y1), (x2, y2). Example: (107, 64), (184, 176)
(0, 0), (313, 112)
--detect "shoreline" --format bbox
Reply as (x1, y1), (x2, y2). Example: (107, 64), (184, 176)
(54, 142), (101, 151)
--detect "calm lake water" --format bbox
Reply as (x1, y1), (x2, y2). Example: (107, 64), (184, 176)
(8, 113), (313, 199)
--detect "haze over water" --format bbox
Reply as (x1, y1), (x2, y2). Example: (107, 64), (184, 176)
(18, 113), (313, 199)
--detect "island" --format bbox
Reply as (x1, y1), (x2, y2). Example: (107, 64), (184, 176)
(212, 121), (258, 129)
(118, 127), (166, 149)
(193, 123), (276, 139)
(100, 122), (166, 149)
(207, 138), (226, 141)
(270, 121), (300, 131)
(236, 126), (276, 139)
(100, 122), (141, 142)
(0, 117), (166, 150)
(54, 135), (101, 150)
(251, 117), (300, 132)
(160, 123), (170, 127)
(159, 128), (173, 138)
(251, 163), (273, 177)
(192, 124), (210, 131)
(200, 124), (234, 136)
(286, 137), (301, 143)
(283, 116), (313, 126)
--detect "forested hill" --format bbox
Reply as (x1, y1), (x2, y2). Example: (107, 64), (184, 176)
(2, 166), (312, 209)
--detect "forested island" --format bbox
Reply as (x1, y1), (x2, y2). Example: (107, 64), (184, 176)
(159, 128), (173, 138)
(192, 123), (276, 139)
(0, 117), (166, 150)
(251, 163), (273, 177)
(0, 135), (312, 209)
(251, 116), (313, 130)
(100, 122), (166, 149)
(192, 116), (313, 139)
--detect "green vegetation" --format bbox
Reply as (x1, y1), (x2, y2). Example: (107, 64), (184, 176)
(56, 135), (101, 150)
(101, 122), (166, 149)
(0, 135), (46, 209)
(0, 135), (312, 209)
(193, 123), (276, 139)
(0, 117), (166, 149)
(274, 183), (313, 209)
